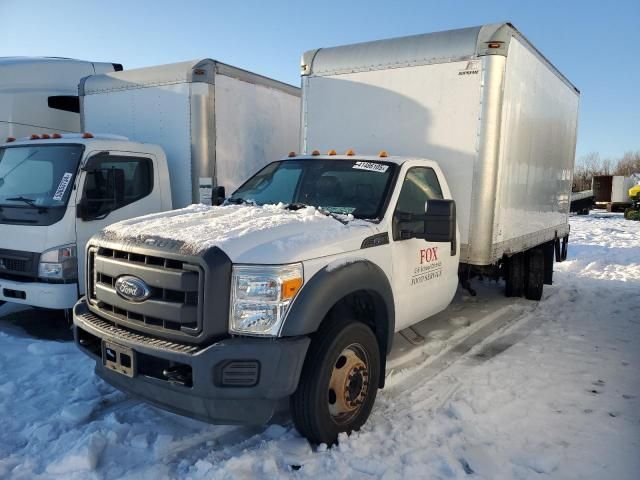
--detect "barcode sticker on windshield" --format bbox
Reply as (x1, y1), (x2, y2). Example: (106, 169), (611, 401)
(352, 161), (389, 173)
(53, 173), (73, 201)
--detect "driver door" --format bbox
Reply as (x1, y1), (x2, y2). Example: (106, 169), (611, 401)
(390, 165), (459, 330)
(75, 152), (161, 294)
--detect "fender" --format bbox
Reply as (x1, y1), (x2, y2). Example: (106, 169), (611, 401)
(281, 260), (395, 356)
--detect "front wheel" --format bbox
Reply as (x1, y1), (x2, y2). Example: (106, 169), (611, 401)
(291, 319), (380, 445)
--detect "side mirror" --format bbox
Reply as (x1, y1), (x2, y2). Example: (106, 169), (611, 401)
(77, 167), (125, 221)
(212, 186), (226, 206)
(76, 198), (90, 220)
(424, 199), (456, 255)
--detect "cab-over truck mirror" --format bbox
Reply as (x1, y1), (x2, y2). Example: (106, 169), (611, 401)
(212, 186), (226, 206)
(77, 166), (126, 221)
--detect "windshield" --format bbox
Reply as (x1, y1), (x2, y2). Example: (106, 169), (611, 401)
(0, 145), (83, 209)
(230, 159), (397, 219)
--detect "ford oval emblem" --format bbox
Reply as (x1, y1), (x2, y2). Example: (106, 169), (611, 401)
(115, 275), (152, 303)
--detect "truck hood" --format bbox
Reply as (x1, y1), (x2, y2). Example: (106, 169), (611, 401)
(95, 204), (376, 264)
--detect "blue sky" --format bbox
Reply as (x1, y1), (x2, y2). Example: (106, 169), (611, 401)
(1, 0), (637, 160)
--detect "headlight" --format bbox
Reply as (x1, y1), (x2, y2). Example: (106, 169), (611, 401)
(38, 244), (78, 281)
(230, 263), (303, 336)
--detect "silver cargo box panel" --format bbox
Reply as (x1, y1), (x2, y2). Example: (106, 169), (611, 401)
(302, 23), (579, 266)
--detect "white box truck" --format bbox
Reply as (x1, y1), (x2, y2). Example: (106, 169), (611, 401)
(73, 24), (579, 445)
(0, 57), (122, 140)
(0, 59), (300, 310)
(592, 175), (635, 211)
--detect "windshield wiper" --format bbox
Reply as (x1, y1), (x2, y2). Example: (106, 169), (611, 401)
(284, 202), (308, 211)
(285, 202), (350, 225)
(5, 196), (49, 212)
(226, 197), (255, 206)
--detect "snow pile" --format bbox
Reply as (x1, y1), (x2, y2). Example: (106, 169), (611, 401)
(99, 203), (348, 254)
(0, 212), (638, 478)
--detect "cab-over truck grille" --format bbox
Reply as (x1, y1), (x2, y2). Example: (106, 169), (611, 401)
(87, 247), (204, 337)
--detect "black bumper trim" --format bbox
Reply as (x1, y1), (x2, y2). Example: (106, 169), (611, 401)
(73, 299), (310, 425)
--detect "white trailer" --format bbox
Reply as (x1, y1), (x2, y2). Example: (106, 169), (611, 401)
(301, 22), (580, 270)
(0, 59), (300, 310)
(0, 57), (121, 140)
(80, 59), (301, 206)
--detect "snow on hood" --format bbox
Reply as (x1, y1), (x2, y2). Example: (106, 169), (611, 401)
(97, 203), (375, 263)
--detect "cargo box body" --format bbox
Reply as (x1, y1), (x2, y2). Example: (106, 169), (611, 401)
(81, 60), (301, 208)
(593, 175), (634, 204)
(301, 23), (579, 266)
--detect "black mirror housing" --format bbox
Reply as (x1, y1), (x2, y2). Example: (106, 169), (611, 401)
(212, 186), (226, 206)
(424, 199), (456, 254)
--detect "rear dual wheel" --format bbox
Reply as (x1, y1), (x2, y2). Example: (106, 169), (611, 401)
(505, 253), (524, 297)
(505, 248), (545, 300)
(524, 248), (544, 300)
(291, 319), (380, 445)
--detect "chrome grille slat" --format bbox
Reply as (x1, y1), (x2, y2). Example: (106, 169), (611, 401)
(77, 310), (201, 354)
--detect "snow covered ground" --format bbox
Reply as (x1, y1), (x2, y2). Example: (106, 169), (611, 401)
(0, 212), (638, 479)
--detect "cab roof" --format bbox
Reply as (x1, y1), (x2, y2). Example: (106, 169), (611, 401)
(1, 133), (163, 156)
(283, 153), (431, 166)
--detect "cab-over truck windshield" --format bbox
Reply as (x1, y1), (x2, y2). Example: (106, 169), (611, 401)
(0, 144), (83, 208)
(230, 159), (396, 219)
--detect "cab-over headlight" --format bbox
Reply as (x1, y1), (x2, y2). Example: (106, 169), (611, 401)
(230, 263), (303, 336)
(38, 244), (78, 281)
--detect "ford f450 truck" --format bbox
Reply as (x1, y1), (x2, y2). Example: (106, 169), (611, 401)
(73, 23), (579, 444)
(0, 60), (299, 310)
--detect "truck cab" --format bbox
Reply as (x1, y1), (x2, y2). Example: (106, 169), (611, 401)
(0, 134), (170, 309)
(73, 152), (459, 445)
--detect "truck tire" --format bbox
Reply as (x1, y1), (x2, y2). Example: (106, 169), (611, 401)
(290, 318), (380, 445)
(524, 248), (544, 301)
(505, 253), (524, 297)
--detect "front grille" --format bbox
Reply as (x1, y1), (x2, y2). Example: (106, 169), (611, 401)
(0, 248), (39, 279)
(88, 246), (204, 338)
(0, 257), (28, 272)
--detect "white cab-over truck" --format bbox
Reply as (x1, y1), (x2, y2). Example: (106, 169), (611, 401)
(0, 57), (122, 140)
(73, 24), (579, 444)
(0, 60), (300, 310)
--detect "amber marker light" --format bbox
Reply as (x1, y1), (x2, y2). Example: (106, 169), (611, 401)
(281, 277), (303, 300)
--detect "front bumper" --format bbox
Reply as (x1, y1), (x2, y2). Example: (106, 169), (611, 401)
(0, 277), (78, 309)
(73, 299), (310, 425)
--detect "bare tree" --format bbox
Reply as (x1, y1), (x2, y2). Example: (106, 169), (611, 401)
(572, 151), (640, 192)
(614, 151), (640, 176)
(573, 152), (601, 191)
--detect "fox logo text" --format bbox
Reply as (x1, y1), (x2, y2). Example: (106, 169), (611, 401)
(420, 247), (438, 264)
